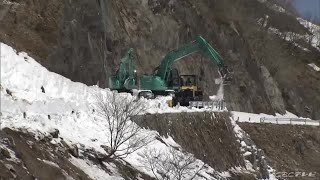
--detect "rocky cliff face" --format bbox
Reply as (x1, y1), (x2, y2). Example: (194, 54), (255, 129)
(0, 0), (319, 119)
(239, 123), (320, 180)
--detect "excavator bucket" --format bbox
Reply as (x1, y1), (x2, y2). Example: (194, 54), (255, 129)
(218, 66), (233, 85)
(223, 74), (233, 84)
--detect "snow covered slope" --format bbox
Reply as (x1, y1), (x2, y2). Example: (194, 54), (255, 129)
(0, 42), (228, 179)
(2, 42), (316, 179)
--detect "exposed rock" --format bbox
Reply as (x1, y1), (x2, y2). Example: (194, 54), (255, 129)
(240, 123), (320, 180)
(4, 164), (16, 178)
(4, 163), (15, 171)
(48, 129), (59, 138)
(0, 147), (11, 159)
(260, 66), (286, 114)
(41, 86), (45, 93)
(134, 112), (245, 172)
(1, 128), (91, 180)
(100, 145), (112, 154)
(69, 144), (79, 158)
(5, 89), (12, 96)
(239, 82), (247, 93)
(235, 124), (272, 179)
(61, 140), (79, 158)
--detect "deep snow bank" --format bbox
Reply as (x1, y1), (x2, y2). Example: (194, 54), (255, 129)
(0, 42), (227, 180)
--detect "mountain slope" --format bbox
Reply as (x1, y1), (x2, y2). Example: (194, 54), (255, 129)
(0, 0), (319, 119)
(1, 42), (319, 179)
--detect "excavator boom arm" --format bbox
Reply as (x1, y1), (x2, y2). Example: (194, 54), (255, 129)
(116, 48), (134, 81)
(109, 48), (136, 90)
(156, 42), (199, 80)
(155, 36), (229, 81)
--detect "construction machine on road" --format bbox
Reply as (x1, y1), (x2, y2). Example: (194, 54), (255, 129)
(109, 36), (232, 106)
(108, 48), (137, 92)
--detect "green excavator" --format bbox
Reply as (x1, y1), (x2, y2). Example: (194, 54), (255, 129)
(109, 48), (137, 92)
(109, 36), (232, 105)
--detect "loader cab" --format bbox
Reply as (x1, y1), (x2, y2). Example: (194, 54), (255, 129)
(180, 75), (199, 91)
(172, 74), (203, 106)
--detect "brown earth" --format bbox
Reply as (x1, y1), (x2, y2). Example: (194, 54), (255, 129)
(0, 128), (154, 180)
(0, 128), (91, 180)
(134, 112), (260, 179)
(135, 112), (244, 172)
(239, 123), (320, 180)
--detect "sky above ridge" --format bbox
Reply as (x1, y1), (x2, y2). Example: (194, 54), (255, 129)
(293, 0), (320, 22)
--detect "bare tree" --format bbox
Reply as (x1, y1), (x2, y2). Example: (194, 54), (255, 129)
(302, 13), (320, 48)
(94, 91), (152, 161)
(140, 147), (205, 180)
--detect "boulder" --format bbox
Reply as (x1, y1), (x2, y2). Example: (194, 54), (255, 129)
(0, 147), (11, 159)
(49, 129), (59, 138)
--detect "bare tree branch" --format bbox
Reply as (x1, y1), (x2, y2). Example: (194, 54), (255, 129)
(94, 91), (153, 161)
(140, 147), (205, 180)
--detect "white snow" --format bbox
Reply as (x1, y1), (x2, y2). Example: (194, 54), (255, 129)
(161, 136), (181, 148)
(37, 158), (60, 168)
(297, 18), (320, 43)
(2, 0), (20, 6)
(231, 111), (319, 126)
(0, 144), (20, 164)
(0, 42), (221, 179)
(70, 157), (123, 180)
(243, 151), (252, 157)
(308, 63), (320, 72)
(268, 27), (311, 51)
(209, 80), (224, 101)
(267, 17), (320, 52)
(1, 40), (315, 180)
(297, 18), (320, 51)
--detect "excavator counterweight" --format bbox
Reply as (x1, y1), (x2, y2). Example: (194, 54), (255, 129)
(109, 48), (137, 92)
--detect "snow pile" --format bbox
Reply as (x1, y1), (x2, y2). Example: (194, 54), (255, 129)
(209, 80), (224, 101)
(268, 27), (311, 51)
(0, 42), (222, 179)
(231, 111), (319, 126)
(232, 111), (297, 122)
(70, 157), (123, 180)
